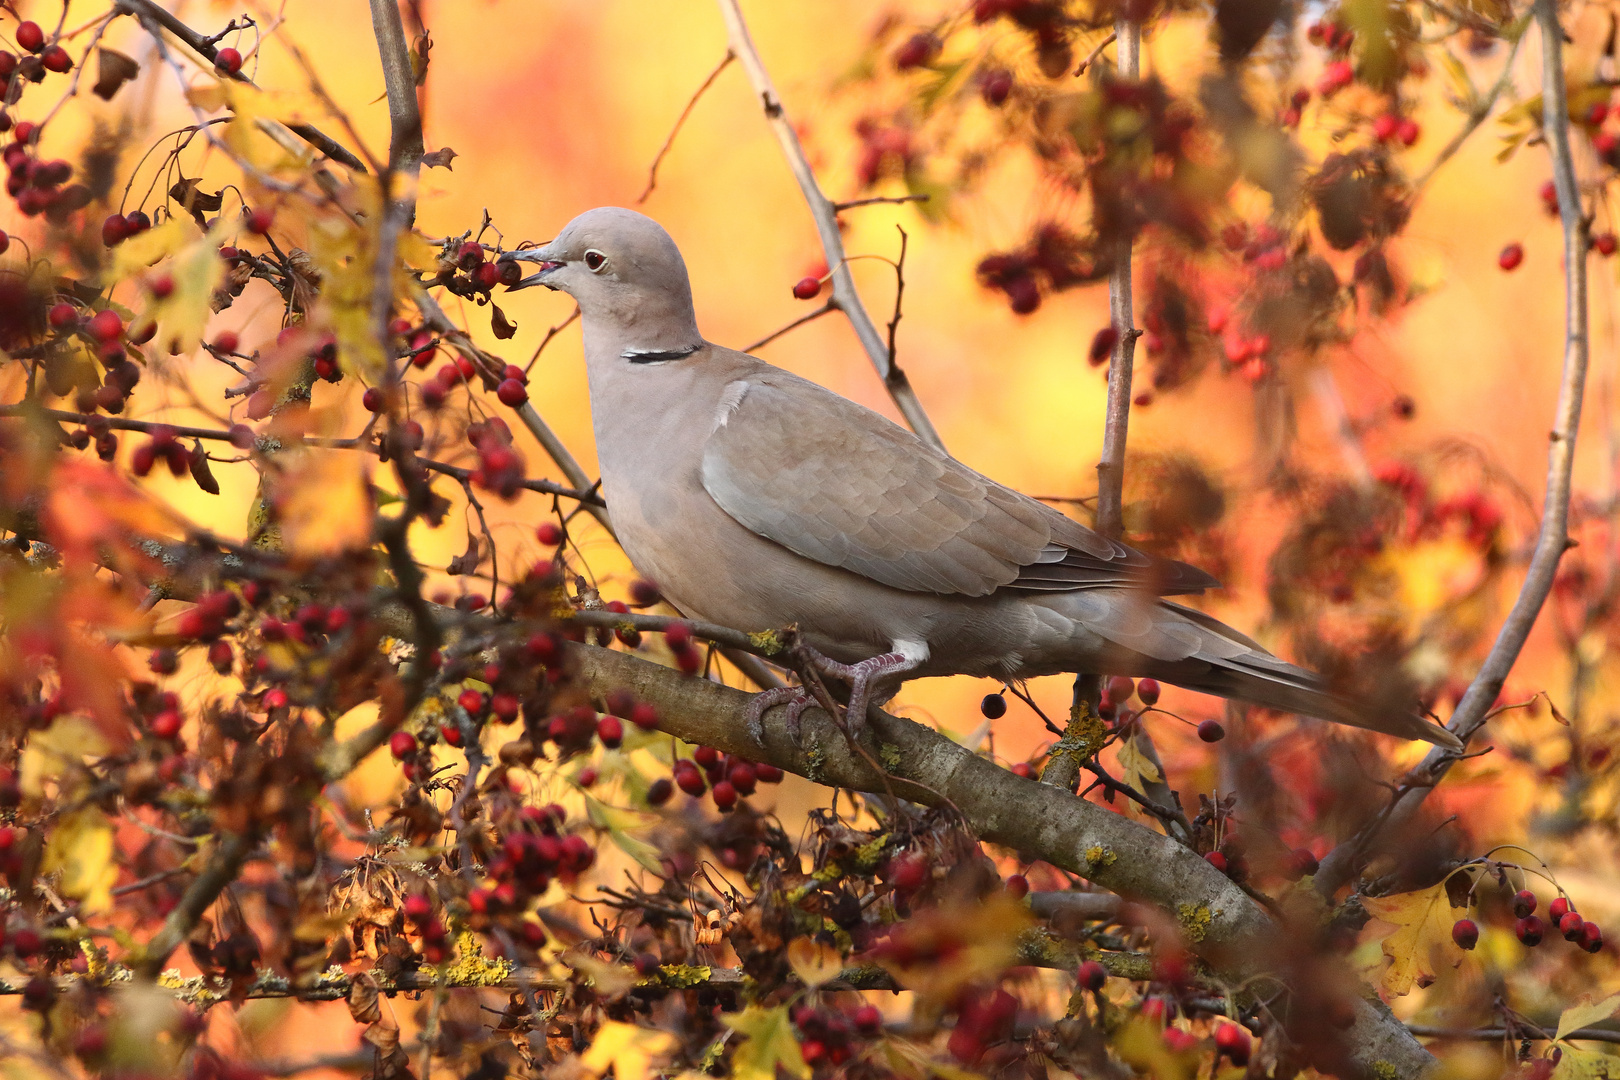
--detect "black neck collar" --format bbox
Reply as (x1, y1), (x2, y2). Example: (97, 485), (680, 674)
(622, 344), (701, 364)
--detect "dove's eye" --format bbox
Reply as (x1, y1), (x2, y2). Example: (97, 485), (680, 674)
(583, 249), (607, 273)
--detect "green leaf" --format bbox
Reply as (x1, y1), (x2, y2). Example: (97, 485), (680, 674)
(583, 794), (663, 873)
(724, 1006), (809, 1080)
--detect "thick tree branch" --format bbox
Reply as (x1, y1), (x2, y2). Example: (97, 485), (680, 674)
(368, 0), (424, 177)
(1316, 0), (1590, 896)
(132, 832), (256, 978)
(714, 0), (944, 453)
(569, 643), (1435, 1080)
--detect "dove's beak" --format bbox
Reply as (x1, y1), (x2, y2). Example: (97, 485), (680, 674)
(499, 249), (564, 291)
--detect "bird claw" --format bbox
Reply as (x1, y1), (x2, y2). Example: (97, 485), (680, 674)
(791, 644), (921, 744)
(744, 685), (818, 747)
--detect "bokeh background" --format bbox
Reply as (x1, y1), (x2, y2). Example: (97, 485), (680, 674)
(7, 0), (1618, 1066)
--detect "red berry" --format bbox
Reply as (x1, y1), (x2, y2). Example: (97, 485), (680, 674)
(890, 853), (927, 892)
(1204, 851), (1228, 872)
(1579, 921), (1603, 953)
(1372, 114), (1400, 141)
(1596, 233), (1617, 257)
(246, 207), (273, 234)
(1088, 326), (1120, 366)
(1499, 243), (1524, 271)
(16, 22), (44, 53)
(1136, 678), (1161, 706)
(578, 766), (598, 788)
(87, 309), (123, 341)
(1560, 911), (1585, 940)
(629, 702), (659, 730)
(457, 241), (485, 269)
(147, 273), (174, 299)
(1011, 762), (1036, 779)
(497, 378), (527, 406)
(389, 731), (418, 760)
(791, 276), (822, 300)
(1590, 102), (1611, 125)
(1214, 1023), (1251, 1066)
(491, 692), (519, 722)
(439, 723), (463, 747)
(536, 521), (564, 546)
(694, 745), (719, 768)
(214, 47), (242, 74)
(893, 32), (940, 71)
(1004, 873), (1029, 899)
(647, 778), (673, 806)
(1550, 897), (1571, 921)
(150, 709), (182, 740)
(854, 1004), (883, 1034)
(262, 688), (288, 710)
(1288, 847), (1321, 878)
(711, 780), (737, 809)
(473, 262), (500, 290)
(362, 387), (385, 412)
(1451, 918), (1479, 950)
(728, 762), (757, 794)
(1396, 118), (1420, 146)
(980, 68), (1013, 106)
(40, 45), (71, 73)
(597, 715), (623, 748)
(755, 763), (784, 783)
(123, 210), (150, 234)
(213, 331), (240, 354)
(1197, 719), (1225, 742)
(674, 762), (707, 796)
(47, 302), (76, 328)
(1512, 890), (1537, 918)
(1516, 915), (1545, 946)
(1077, 960), (1107, 991)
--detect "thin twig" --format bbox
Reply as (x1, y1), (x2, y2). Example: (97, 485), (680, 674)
(714, 0), (944, 452)
(1074, 31), (1118, 76)
(1406, 1024), (1620, 1046)
(744, 300), (835, 352)
(1315, 0), (1590, 897)
(524, 306), (580, 374)
(832, 193), (930, 212)
(637, 51), (735, 204)
(1412, 21), (1528, 192)
(885, 226), (908, 369)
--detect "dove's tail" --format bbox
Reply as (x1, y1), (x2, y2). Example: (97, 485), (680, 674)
(1055, 593), (1462, 750)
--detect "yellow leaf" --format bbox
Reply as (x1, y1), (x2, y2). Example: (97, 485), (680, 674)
(568, 952), (638, 998)
(273, 449), (373, 558)
(1112, 1016), (1199, 1080)
(20, 716), (110, 797)
(875, 894), (1032, 1002)
(580, 1020), (675, 1080)
(1555, 992), (1620, 1043)
(786, 937), (845, 988)
(110, 216), (196, 281)
(584, 794), (664, 874)
(136, 220), (228, 354)
(43, 807), (118, 913)
(1362, 883), (1465, 996)
(1116, 733), (1162, 791)
(724, 1006), (809, 1080)
(1554, 1047), (1616, 1080)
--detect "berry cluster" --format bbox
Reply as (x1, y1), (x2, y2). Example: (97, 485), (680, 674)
(671, 744), (783, 811)
(433, 240), (523, 303)
(791, 1003), (885, 1069)
(1453, 889), (1603, 955)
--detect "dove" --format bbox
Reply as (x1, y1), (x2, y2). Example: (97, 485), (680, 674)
(503, 207), (1461, 752)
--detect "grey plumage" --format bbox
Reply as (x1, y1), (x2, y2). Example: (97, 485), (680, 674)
(508, 207), (1462, 751)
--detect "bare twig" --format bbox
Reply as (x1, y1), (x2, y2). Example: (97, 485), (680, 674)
(1074, 31), (1118, 76)
(637, 51), (735, 204)
(832, 193), (930, 212)
(524, 306), (580, 374)
(133, 832), (256, 978)
(1411, 22), (1529, 193)
(1316, 0), (1590, 896)
(714, 0), (944, 452)
(114, 0), (367, 173)
(745, 300), (836, 352)
(885, 226), (908, 369)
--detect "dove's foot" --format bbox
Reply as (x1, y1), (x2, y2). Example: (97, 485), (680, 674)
(793, 645), (922, 743)
(744, 685), (819, 746)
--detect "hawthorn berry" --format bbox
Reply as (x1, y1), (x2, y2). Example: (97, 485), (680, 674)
(1516, 915), (1545, 946)
(597, 715), (624, 748)
(729, 761), (757, 794)
(1011, 762), (1036, 779)
(630, 702), (659, 730)
(1580, 921), (1603, 953)
(389, 731), (418, 760)
(1512, 889), (1537, 918)
(1214, 1024), (1251, 1066)
(791, 276), (822, 300)
(362, 387), (385, 412)
(647, 778), (673, 806)
(40, 45), (70, 73)
(1204, 851), (1228, 872)
(47, 302), (76, 328)
(1451, 918), (1479, 950)
(16, 22), (44, 53)
(674, 761), (707, 796)
(214, 47), (242, 75)
(980, 68), (1013, 106)
(1197, 719), (1225, 742)
(1595, 233), (1618, 257)
(1560, 910), (1584, 940)
(124, 210), (150, 234)
(892, 32), (940, 71)
(980, 692), (1007, 719)
(1078, 959), (1107, 991)
(1372, 114), (1400, 142)
(246, 206), (273, 234)
(1499, 242), (1524, 271)
(854, 1005), (883, 1035)
(87, 309), (123, 341)
(497, 377), (527, 406)
(1136, 678), (1161, 706)
(755, 763), (784, 783)
(1088, 326), (1119, 366)
(711, 779), (738, 809)
(1005, 873), (1029, 899)
(1550, 896), (1571, 921)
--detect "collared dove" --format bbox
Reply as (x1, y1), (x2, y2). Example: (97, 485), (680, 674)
(504, 207), (1461, 752)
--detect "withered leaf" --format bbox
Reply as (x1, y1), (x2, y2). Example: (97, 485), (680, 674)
(169, 178), (225, 229)
(491, 303), (517, 340)
(421, 147), (457, 171)
(447, 534), (483, 576)
(187, 442), (220, 495)
(93, 49), (141, 101)
(348, 971), (382, 1025)
(412, 33), (433, 86)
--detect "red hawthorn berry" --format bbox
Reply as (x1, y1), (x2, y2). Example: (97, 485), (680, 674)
(214, 47), (242, 74)
(1005, 873), (1029, 899)
(457, 689), (487, 716)
(1550, 896), (1571, 921)
(1214, 1024), (1251, 1066)
(1136, 678), (1161, 706)
(1088, 326), (1119, 366)
(647, 778), (674, 805)
(40, 45), (71, 73)
(1011, 762), (1036, 779)
(1289, 848), (1320, 877)
(0, 53), (14, 79)
(16, 22), (45, 53)
(854, 1004), (883, 1034)
(1512, 889), (1537, 918)
(491, 692), (519, 722)
(1580, 921), (1603, 953)
(207, 640), (233, 675)
(123, 209), (150, 234)
(1452, 918), (1479, 950)
(892, 32), (940, 71)
(1078, 959), (1108, 991)
(457, 241), (485, 269)
(47, 302), (76, 328)
(664, 621), (694, 649)
(791, 276), (822, 300)
(1372, 114), (1400, 141)
(597, 715), (624, 748)
(213, 331), (240, 354)
(150, 709), (182, 740)
(980, 68), (1013, 106)
(674, 762), (707, 796)
(147, 647), (178, 675)
(578, 766), (598, 788)
(362, 387), (385, 412)
(246, 207), (273, 234)
(87, 309), (123, 341)
(728, 762), (757, 794)
(1397, 118), (1420, 146)
(535, 521), (564, 546)
(1595, 233), (1617, 257)
(439, 723), (464, 747)
(262, 688), (289, 710)
(1197, 719), (1226, 742)
(473, 262), (500, 290)
(497, 377), (527, 406)
(1204, 851), (1228, 872)
(891, 853), (928, 892)
(147, 273), (174, 299)
(1591, 102), (1611, 125)
(498, 259), (523, 287)
(1516, 915), (1545, 946)
(755, 763), (784, 783)
(389, 731), (418, 759)
(1560, 911), (1585, 940)
(1005, 275), (1041, 314)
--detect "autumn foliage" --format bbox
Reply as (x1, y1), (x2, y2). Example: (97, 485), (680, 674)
(0, 2), (1618, 1080)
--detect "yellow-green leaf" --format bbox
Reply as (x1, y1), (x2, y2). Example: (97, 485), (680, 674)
(724, 1006), (809, 1080)
(584, 794), (664, 874)
(580, 1020), (675, 1080)
(1362, 882), (1464, 996)
(1555, 993), (1620, 1043)
(43, 807), (119, 914)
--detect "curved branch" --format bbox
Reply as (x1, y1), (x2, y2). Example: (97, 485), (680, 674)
(569, 642), (1435, 1080)
(1316, 0), (1590, 896)
(714, 0), (944, 453)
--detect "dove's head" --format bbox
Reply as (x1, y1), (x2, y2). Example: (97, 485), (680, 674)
(506, 207), (701, 354)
